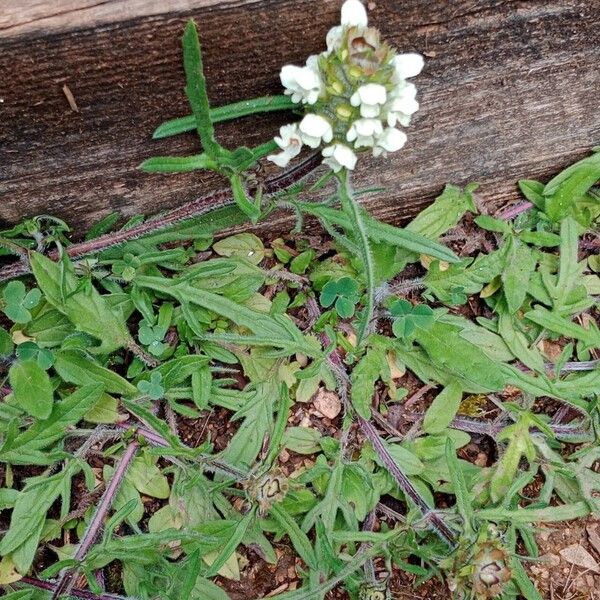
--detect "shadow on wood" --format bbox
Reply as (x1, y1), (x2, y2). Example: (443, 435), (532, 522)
(0, 0), (599, 234)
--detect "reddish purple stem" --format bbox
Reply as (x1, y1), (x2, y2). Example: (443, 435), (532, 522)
(20, 576), (128, 600)
(0, 153), (322, 283)
(50, 441), (140, 600)
(497, 201), (534, 220)
(358, 416), (457, 547)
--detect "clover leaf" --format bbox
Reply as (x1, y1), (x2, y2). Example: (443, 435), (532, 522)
(112, 252), (141, 282)
(15, 341), (55, 370)
(138, 319), (169, 357)
(137, 372), (165, 400)
(320, 276), (361, 318)
(2, 281), (42, 324)
(390, 300), (434, 339)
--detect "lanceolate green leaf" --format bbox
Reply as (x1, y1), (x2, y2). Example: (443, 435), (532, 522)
(477, 502), (590, 523)
(502, 364), (591, 410)
(54, 350), (138, 396)
(414, 319), (508, 392)
(501, 236), (537, 313)
(0, 385), (103, 464)
(153, 95), (297, 139)
(490, 415), (536, 503)
(8, 360), (53, 419)
(203, 507), (256, 577)
(299, 204), (459, 263)
(182, 20), (222, 158)
(136, 275), (319, 356)
(0, 462), (81, 555)
(445, 439), (474, 536)
(497, 307), (545, 373)
(351, 344), (386, 419)
(525, 307), (600, 349)
(423, 379), (463, 434)
(270, 505), (318, 570)
(30, 252), (132, 354)
(544, 149), (600, 221)
(140, 154), (218, 173)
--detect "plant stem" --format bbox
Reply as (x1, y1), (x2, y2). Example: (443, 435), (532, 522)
(51, 441), (140, 600)
(0, 153), (322, 283)
(20, 576), (129, 600)
(0, 236), (29, 259)
(338, 170), (375, 348)
(497, 201), (534, 220)
(115, 421), (248, 480)
(358, 416), (457, 548)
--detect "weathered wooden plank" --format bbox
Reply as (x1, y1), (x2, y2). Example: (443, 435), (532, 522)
(0, 0), (260, 37)
(0, 0), (599, 235)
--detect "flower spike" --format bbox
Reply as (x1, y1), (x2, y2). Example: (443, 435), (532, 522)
(269, 0), (424, 172)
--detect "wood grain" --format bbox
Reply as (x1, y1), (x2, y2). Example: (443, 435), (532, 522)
(0, 0), (599, 235)
(0, 0), (261, 37)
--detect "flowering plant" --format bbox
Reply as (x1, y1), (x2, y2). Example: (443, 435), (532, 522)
(1, 2), (599, 600)
(269, 0), (423, 172)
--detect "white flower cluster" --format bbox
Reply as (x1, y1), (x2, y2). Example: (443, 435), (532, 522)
(268, 0), (424, 173)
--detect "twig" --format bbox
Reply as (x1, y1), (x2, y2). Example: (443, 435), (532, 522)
(376, 502), (407, 523)
(318, 331), (456, 546)
(362, 510), (378, 583)
(51, 441), (140, 600)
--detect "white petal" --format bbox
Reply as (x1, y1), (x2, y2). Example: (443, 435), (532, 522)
(296, 68), (321, 91)
(326, 26), (344, 53)
(302, 134), (321, 149)
(280, 65), (303, 89)
(393, 53), (424, 79)
(354, 118), (383, 136)
(306, 54), (320, 72)
(390, 96), (419, 116)
(377, 128), (407, 153)
(360, 104), (381, 118)
(322, 144), (358, 171)
(276, 124), (297, 145)
(299, 114), (332, 140)
(341, 0), (368, 27)
(268, 152), (292, 168)
(358, 83), (387, 106)
(335, 144), (358, 170)
(353, 134), (375, 148)
(280, 65), (321, 104)
(394, 82), (417, 100)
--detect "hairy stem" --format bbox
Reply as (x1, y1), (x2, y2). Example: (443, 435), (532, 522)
(358, 416), (457, 547)
(20, 576), (130, 600)
(338, 170), (375, 348)
(497, 201), (534, 220)
(319, 330), (456, 547)
(51, 442), (140, 600)
(115, 421), (248, 480)
(0, 153), (322, 283)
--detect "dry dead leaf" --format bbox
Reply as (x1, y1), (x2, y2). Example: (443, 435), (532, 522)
(537, 339), (563, 362)
(587, 524), (600, 556)
(313, 389), (341, 420)
(386, 351), (405, 379)
(559, 543), (600, 573)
